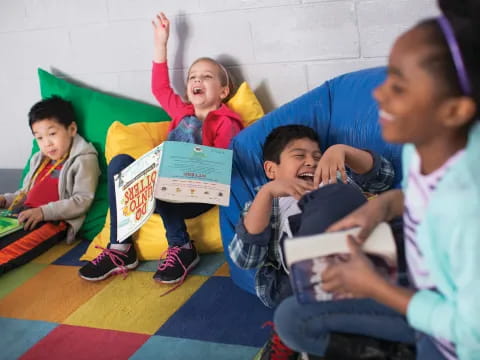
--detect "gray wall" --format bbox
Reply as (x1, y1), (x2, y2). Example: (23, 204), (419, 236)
(0, 0), (439, 169)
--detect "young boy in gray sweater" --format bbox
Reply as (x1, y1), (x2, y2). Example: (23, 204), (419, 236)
(0, 96), (100, 274)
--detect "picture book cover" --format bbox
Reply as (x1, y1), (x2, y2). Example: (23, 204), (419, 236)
(114, 141), (232, 243)
(0, 212), (23, 238)
(284, 222), (397, 304)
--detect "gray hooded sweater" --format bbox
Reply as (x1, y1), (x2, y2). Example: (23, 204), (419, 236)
(3, 134), (100, 243)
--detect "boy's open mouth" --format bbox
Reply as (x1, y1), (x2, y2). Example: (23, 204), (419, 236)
(297, 172), (314, 183)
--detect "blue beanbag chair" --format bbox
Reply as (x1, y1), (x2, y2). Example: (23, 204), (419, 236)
(220, 66), (403, 295)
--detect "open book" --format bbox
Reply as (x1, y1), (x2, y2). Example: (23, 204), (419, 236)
(114, 141), (232, 243)
(284, 222), (397, 304)
(0, 210), (23, 238)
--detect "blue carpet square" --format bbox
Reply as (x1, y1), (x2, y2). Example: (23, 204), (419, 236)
(0, 318), (57, 360)
(155, 277), (272, 347)
(53, 240), (90, 266)
(131, 335), (259, 360)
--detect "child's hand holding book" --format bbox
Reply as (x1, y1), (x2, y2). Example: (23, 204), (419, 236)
(284, 222), (397, 304)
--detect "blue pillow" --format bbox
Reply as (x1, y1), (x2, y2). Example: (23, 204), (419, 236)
(221, 66), (402, 294)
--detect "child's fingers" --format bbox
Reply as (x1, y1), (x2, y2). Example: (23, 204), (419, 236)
(340, 167), (348, 183)
(347, 235), (362, 254)
(313, 168), (322, 188)
(329, 166), (338, 184)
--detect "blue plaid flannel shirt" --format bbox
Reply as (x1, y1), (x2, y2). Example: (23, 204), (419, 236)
(228, 151), (395, 307)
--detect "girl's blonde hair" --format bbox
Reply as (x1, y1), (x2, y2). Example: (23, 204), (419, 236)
(187, 57), (235, 102)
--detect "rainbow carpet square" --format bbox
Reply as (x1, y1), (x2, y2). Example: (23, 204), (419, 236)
(0, 241), (271, 359)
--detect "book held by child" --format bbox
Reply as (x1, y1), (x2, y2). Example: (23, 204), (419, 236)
(0, 210), (23, 238)
(114, 141), (233, 243)
(284, 222), (397, 304)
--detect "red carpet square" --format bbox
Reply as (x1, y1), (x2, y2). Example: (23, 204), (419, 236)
(20, 324), (149, 360)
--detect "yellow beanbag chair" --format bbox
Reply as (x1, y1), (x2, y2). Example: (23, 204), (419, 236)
(81, 82), (264, 261)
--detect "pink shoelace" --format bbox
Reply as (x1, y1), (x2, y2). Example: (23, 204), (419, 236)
(93, 245), (129, 279)
(158, 246), (188, 296)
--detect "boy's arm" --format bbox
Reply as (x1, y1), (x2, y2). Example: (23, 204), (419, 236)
(348, 150), (395, 193)
(40, 153), (100, 221)
(228, 191), (274, 269)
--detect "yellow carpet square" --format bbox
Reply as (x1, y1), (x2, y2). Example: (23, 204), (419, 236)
(0, 265), (112, 322)
(64, 271), (208, 334)
(213, 262), (230, 277)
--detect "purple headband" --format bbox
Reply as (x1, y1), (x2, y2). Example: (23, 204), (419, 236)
(436, 16), (472, 95)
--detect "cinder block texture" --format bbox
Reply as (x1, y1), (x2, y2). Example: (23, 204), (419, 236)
(0, 0), (438, 168)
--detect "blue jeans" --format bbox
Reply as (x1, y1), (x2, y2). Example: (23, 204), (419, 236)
(274, 296), (446, 359)
(108, 154), (213, 246)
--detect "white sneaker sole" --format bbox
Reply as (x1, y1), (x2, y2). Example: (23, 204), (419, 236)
(79, 259), (139, 282)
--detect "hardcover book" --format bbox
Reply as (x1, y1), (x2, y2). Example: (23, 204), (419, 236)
(114, 141), (233, 243)
(0, 211), (23, 238)
(284, 222), (397, 304)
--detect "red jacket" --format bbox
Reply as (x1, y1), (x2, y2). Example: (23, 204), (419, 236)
(151, 62), (243, 149)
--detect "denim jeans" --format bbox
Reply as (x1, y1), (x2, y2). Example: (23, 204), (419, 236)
(274, 296), (445, 359)
(108, 154), (213, 246)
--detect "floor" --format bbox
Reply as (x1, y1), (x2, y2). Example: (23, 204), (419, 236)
(0, 169), (272, 359)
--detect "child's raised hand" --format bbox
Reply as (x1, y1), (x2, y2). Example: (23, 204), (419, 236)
(17, 208), (44, 231)
(321, 235), (383, 298)
(313, 144), (347, 188)
(152, 12), (170, 62)
(265, 178), (314, 200)
(0, 195), (6, 208)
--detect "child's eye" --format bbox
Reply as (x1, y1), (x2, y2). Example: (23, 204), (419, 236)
(390, 83), (405, 94)
(49, 132), (56, 136)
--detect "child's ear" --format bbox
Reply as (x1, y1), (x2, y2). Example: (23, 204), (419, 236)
(220, 86), (230, 100)
(68, 121), (78, 137)
(442, 97), (477, 128)
(264, 160), (277, 180)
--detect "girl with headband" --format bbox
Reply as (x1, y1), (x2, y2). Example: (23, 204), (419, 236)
(79, 12), (243, 292)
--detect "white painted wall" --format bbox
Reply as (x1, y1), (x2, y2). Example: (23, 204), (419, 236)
(0, 0), (439, 169)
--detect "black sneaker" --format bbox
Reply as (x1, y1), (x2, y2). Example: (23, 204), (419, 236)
(153, 243), (200, 284)
(260, 322), (299, 360)
(78, 244), (138, 281)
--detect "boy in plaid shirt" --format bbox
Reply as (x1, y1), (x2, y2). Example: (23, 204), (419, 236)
(229, 125), (395, 308)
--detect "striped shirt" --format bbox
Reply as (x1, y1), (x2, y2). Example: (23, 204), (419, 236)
(404, 149), (465, 360)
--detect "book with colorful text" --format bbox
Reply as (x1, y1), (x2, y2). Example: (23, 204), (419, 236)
(0, 210), (23, 238)
(113, 141), (232, 243)
(284, 222), (397, 304)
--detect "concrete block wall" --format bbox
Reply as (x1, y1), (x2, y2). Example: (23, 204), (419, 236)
(0, 0), (439, 169)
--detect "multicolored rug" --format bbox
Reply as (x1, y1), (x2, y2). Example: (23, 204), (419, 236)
(0, 240), (272, 359)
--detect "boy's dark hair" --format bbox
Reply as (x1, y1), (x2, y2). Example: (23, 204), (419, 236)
(262, 125), (321, 163)
(28, 95), (76, 129)
(417, 0), (480, 119)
